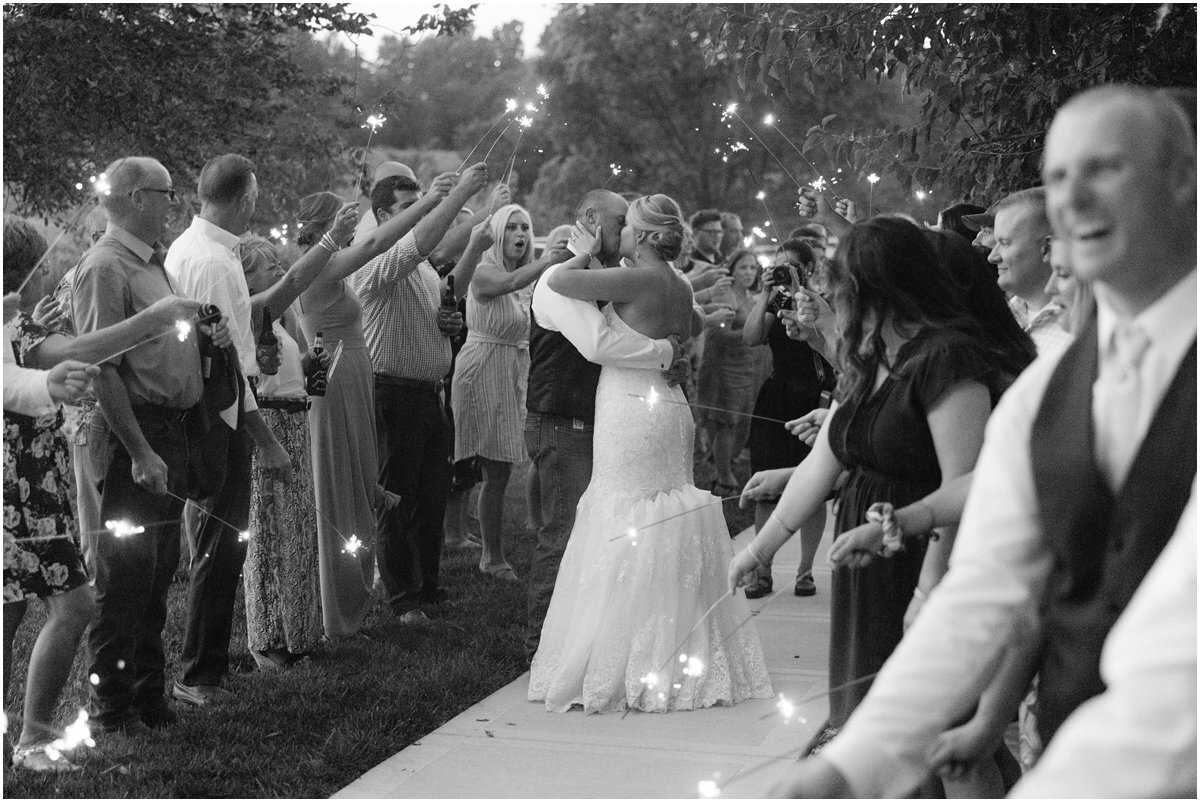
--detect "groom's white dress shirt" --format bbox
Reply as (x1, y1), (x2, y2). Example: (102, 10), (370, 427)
(531, 263), (672, 370)
(821, 270), (1196, 797)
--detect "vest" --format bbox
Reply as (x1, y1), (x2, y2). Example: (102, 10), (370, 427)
(526, 300), (603, 423)
(1030, 312), (1196, 745)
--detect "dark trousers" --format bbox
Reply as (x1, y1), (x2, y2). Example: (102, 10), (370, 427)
(523, 412), (594, 660)
(86, 410), (188, 728)
(375, 383), (452, 599)
(179, 423), (253, 686)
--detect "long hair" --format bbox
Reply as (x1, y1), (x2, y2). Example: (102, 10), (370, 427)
(925, 229), (1036, 378)
(484, 204), (535, 271)
(296, 191), (343, 249)
(829, 217), (991, 409)
(724, 249), (762, 292)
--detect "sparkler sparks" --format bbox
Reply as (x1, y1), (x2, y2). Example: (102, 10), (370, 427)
(517, 115), (534, 129)
(105, 520), (145, 538)
(763, 113), (776, 126)
(698, 779), (722, 798)
(755, 190), (766, 201)
(174, 319), (192, 342)
(238, 530), (252, 543)
(363, 113), (387, 132)
(867, 173), (881, 184)
(536, 84), (550, 99)
(721, 102), (801, 189)
(811, 177), (828, 192)
(342, 535), (364, 555)
(50, 710), (95, 755)
(505, 98), (518, 113)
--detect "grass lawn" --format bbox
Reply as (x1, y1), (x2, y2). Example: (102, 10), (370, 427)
(4, 453), (754, 798)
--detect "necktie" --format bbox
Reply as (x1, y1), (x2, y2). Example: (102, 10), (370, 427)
(1096, 322), (1151, 490)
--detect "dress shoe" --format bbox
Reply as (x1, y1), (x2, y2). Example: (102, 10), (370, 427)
(794, 570), (816, 597)
(171, 680), (234, 707)
(137, 699), (178, 728)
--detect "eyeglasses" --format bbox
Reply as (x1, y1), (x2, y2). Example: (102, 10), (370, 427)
(135, 187), (177, 203)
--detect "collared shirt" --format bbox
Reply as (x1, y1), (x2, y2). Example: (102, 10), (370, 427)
(347, 232), (450, 382)
(72, 224), (203, 410)
(3, 324), (55, 417)
(821, 270), (1197, 798)
(530, 263), (673, 370)
(1024, 300), (1074, 357)
(1010, 481), (1196, 798)
(165, 216), (258, 417)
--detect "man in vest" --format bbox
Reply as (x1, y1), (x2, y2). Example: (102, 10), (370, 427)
(770, 84), (1196, 797)
(523, 189), (684, 661)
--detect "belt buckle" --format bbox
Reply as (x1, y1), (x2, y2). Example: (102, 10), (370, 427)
(572, 418), (585, 430)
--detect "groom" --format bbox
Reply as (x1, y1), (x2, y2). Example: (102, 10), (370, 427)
(524, 189), (686, 661)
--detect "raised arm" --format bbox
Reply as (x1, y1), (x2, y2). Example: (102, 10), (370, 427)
(475, 253), (554, 303)
(428, 183), (510, 267)
(26, 295), (201, 369)
(319, 184), (444, 283)
(253, 202), (358, 317)
(412, 163), (490, 258)
(442, 216), (494, 302)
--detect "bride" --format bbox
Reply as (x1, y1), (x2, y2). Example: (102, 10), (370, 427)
(527, 194), (772, 713)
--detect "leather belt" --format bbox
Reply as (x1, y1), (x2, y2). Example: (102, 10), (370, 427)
(375, 374), (442, 394)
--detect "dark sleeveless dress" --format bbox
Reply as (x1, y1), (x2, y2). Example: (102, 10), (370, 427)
(825, 329), (1006, 728)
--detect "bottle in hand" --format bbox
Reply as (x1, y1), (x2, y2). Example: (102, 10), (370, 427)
(437, 275), (458, 335)
(256, 308), (280, 376)
(306, 331), (327, 397)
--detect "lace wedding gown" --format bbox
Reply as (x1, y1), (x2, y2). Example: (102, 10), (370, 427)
(528, 305), (773, 713)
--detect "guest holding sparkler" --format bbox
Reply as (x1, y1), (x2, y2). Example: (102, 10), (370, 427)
(69, 157), (230, 737)
(451, 204), (552, 582)
(696, 249), (767, 495)
(294, 168), (478, 636)
(731, 216), (1025, 754)
(739, 239), (836, 599)
(238, 226), (355, 669)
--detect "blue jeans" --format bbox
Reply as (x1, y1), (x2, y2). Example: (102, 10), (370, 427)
(523, 412), (594, 661)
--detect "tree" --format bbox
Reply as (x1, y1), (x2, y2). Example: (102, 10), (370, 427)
(694, 3), (1197, 200)
(4, 3), (373, 220)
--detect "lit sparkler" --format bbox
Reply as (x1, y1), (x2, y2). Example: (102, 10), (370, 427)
(105, 520), (145, 538)
(342, 535), (365, 555)
(601, 163), (623, 190)
(867, 173), (880, 215)
(721, 103), (801, 189)
(537, 84), (550, 99)
(608, 494), (741, 544)
(629, 392), (789, 426)
(357, 108), (388, 189)
(810, 177), (827, 193)
(93, 314), (199, 366)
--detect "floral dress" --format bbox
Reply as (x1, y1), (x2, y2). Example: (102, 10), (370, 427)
(3, 314), (87, 602)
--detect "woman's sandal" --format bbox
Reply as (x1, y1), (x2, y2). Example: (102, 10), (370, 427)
(479, 560), (520, 582)
(12, 744), (81, 773)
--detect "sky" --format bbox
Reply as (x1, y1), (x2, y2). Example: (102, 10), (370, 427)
(345, 2), (560, 61)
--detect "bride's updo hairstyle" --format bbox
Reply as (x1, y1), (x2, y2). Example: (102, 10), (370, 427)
(627, 194), (686, 262)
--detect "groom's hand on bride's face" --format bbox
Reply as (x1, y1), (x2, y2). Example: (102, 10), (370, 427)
(662, 336), (690, 386)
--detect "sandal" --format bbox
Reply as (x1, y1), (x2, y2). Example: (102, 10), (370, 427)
(794, 570), (816, 597)
(12, 743), (81, 773)
(479, 559), (520, 582)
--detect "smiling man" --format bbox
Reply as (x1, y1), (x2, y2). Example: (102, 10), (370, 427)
(768, 84), (1196, 799)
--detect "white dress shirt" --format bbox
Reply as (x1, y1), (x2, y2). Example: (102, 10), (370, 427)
(166, 216), (258, 423)
(821, 270), (1197, 797)
(531, 264), (673, 370)
(3, 324), (55, 417)
(1010, 480), (1196, 798)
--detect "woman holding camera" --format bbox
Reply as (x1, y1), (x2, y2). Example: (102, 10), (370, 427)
(740, 239), (836, 598)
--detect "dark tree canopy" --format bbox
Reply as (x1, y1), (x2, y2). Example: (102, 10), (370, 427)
(695, 3), (1197, 199)
(4, 3), (373, 219)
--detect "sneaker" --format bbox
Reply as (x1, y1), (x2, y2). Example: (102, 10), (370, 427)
(171, 680), (234, 708)
(794, 570), (816, 597)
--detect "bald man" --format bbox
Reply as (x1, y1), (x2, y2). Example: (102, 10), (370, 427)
(773, 85), (1196, 798)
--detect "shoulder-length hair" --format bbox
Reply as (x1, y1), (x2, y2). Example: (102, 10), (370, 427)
(829, 216), (990, 409)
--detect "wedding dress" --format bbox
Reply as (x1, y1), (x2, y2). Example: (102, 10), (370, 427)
(528, 305), (773, 713)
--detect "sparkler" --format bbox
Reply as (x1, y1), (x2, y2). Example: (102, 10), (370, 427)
(458, 98), (520, 173)
(755, 190), (781, 243)
(92, 314), (199, 366)
(162, 490), (252, 546)
(601, 163), (623, 190)
(357, 110), (387, 187)
(762, 114), (834, 198)
(608, 494), (741, 543)
(867, 173), (880, 216)
(1, 709), (96, 766)
(13, 173), (112, 297)
(105, 519), (145, 538)
(341, 534), (365, 555)
(721, 103), (801, 190)
(629, 392), (790, 426)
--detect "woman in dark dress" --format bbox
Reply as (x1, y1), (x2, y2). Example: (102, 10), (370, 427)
(742, 239), (835, 598)
(729, 217), (1030, 743)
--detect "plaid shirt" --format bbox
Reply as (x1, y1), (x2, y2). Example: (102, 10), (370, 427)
(348, 232), (451, 382)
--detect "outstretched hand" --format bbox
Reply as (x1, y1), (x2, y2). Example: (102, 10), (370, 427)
(328, 201), (360, 245)
(47, 360), (98, 404)
(469, 215), (495, 251)
(828, 520), (885, 568)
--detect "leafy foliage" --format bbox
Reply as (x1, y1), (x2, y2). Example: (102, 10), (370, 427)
(694, 3), (1197, 199)
(4, 3), (373, 220)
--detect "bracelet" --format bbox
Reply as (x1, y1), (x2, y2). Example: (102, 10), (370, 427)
(768, 511), (798, 536)
(318, 232), (340, 254)
(746, 541), (769, 569)
(866, 502), (905, 556)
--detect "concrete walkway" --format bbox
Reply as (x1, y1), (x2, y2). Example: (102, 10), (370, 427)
(336, 518), (834, 799)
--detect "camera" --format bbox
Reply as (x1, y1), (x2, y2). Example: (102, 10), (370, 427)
(766, 287), (793, 316)
(769, 264), (792, 287)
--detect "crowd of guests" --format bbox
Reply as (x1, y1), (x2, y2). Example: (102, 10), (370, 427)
(2, 82), (1194, 797)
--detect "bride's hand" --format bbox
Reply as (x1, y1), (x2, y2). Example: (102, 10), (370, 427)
(728, 547), (762, 595)
(566, 222), (600, 263)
